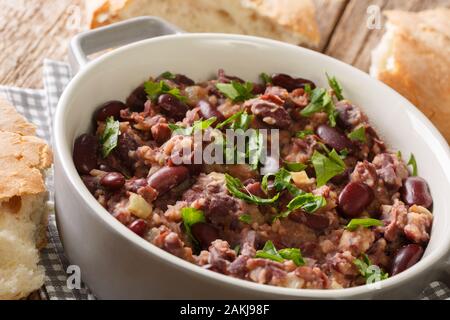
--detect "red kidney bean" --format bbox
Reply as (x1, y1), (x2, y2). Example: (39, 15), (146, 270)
(271, 73), (316, 92)
(391, 244), (424, 276)
(246, 182), (266, 198)
(338, 182), (374, 218)
(304, 214), (330, 230)
(401, 177), (433, 209)
(147, 166), (189, 194)
(251, 101), (291, 128)
(125, 178), (148, 193)
(126, 84), (147, 112)
(73, 134), (98, 174)
(158, 93), (189, 121)
(198, 100), (224, 123)
(100, 172), (125, 190)
(316, 124), (354, 152)
(128, 219), (148, 237)
(151, 123), (172, 144)
(288, 211), (329, 230)
(335, 102), (354, 129)
(252, 83), (266, 95)
(217, 69), (244, 83)
(94, 100), (126, 122)
(173, 74), (195, 86)
(191, 222), (220, 249)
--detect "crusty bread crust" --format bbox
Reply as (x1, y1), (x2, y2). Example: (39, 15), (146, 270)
(0, 97), (52, 299)
(371, 9), (450, 141)
(87, 0), (320, 46)
(0, 97), (36, 136)
(0, 131), (52, 200)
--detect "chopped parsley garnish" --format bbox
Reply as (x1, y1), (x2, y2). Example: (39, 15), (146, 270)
(216, 111), (253, 131)
(286, 193), (327, 214)
(347, 126), (367, 143)
(239, 214), (252, 224)
(216, 81), (255, 102)
(247, 130), (264, 170)
(346, 218), (383, 231)
(295, 129), (314, 139)
(260, 72), (272, 85)
(261, 168), (300, 196)
(353, 254), (389, 283)
(311, 149), (346, 186)
(304, 84), (312, 96)
(144, 80), (187, 102)
(181, 207), (206, 244)
(159, 71), (176, 80)
(407, 153), (418, 176)
(284, 162), (308, 172)
(168, 117), (217, 135)
(255, 240), (305, 266)
(300, 87), (337, 127)
(100, 116), (120, 158)
(225, 174), (279, 205)
(326, 73), (344, 101)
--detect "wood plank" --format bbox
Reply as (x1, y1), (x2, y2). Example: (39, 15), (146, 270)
(0, 0), (85, 89)
(325, 0), (450, 72)
(312, 0), (349, 51)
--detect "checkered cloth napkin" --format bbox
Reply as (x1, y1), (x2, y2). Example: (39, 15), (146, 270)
(0, 59), (448, 300)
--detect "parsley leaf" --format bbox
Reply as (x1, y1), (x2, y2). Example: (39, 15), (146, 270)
(256, 241), (305, 266)
(300, 87), (337, 127)
(101, 116), (120, 158)
(216, 111), (253, 131)
(311, 149), (346, 186)
(354, 254), (389, 283)
(144, 80), (187, 102)
(326, 73), (344, 101)
(168, 117), (217, 135)
(260, 72), (272, 85)
(247, 130), (264, 170)
(348, 126), (367, 143)
(407, 153), (418, 176)
(239, 214), (252, 224)
(159, 71), (176, 80)
(286, 193), (327, 214)
(261, 168), (300, 196)
(225, 174), (279, 205)
(256, 240), (284, 263)
(295, 129), (314, 139)
(346, 218), (383, 231)
(278, 248), (305, 266)
(284, 162), (308, 172)
(181, 207), (206, 244)
(304, 84), (312, 96)
(216, 81), (255, 102)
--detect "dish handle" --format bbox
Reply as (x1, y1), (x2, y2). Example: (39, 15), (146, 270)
(69, 16), (183, 73)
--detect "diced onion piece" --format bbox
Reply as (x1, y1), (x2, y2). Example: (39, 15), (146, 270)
(127, 193), (152, 219)
(291, 171), (312, 188)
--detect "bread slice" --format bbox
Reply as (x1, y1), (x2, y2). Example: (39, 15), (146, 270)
(87, 0), (320, 47)
(370, 9), (450, 141)
(0, 97), (52, 300)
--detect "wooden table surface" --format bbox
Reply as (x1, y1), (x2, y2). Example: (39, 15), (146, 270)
(1, 0), (449, 300)
(1, 0), (449, 89)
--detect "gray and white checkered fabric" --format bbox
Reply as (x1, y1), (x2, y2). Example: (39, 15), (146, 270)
(0, 60), (95, 300)
(0, 59), (448, 300)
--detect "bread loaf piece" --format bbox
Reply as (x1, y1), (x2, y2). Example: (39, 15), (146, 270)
(0, 97), (52, 300)
(87, 0), (320, 47)
(371, 9), (450, 142)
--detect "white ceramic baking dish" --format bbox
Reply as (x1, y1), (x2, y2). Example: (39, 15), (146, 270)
(54, 17), (450, 299)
